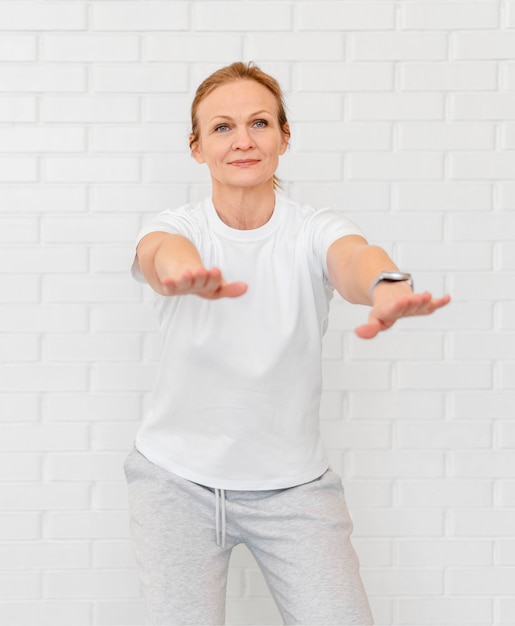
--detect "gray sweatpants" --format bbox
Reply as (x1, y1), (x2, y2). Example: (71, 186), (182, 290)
(125, 448), (373, 626)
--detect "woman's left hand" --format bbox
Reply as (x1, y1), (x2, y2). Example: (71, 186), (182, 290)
(355, 285), (451, 339)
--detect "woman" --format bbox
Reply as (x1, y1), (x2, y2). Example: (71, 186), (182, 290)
(126, 62), (450, 625)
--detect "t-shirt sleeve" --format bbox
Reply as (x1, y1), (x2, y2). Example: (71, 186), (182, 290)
(131, 206), (200, 282)
(306, 207), (367, 282)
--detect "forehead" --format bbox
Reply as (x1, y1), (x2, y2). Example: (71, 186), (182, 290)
(196, 80), (278, 121)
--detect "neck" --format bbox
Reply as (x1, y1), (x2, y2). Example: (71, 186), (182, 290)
(211, 183), (276, 230)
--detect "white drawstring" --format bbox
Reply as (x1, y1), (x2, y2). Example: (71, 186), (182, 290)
(214, 488), (226, 548)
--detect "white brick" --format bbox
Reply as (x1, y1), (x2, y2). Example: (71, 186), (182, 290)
(0, 127), (85, 153)
(296, 122), (391, 152)
(323, 360), (390, 390)
(0, 245), (88, 274)
(93, 65), (188, 93)
(44, 511), (130, 541)
(0, 572), (39, 600)
(95, 600), (145, 626)
(297, 2), (395, 30)
(504, 123), (515, 149)
(91, 363), (156, 392)
(451, 391), (515, 419)
(344, 480), (393, 509)
(43, 35), (139, 62)
(352, 33), (447, 61)
(0, 157), (37, 182)
(0, 96), (36, 121)
(451, 272), (515, 300)
(298, 62), (394, 92)
(0, 185), (87, 213)
(451, 93), (515, 120)
(90, 184), (187, 213)
(0, 275), (39, 303)
(142, 94), (191, 123)
(451, 332), (515, 360)
(145, 33), (242, 62)
(499, 598), (515, 625)
(44, 568), (139, 598)
(143, 154), (211, 183)
(499, 362), (515, 389)
(43, 214), (141, 243)
(498, 422), (515, 450)
(398, 242), (492, 270)
(399, 122), (495, 150)
(403, 61), (497, 92)
(500, 302), (515, 329)
(397, 362), (492, 390)
(44, 333), (140, 362)
(0, 35), (37, 61)
(42, 393), (142, 422)
(91, 422), (139, 452)
(397, 421), (492, 449)
(0, 2), (86, 30)
(43, 453), (126, 482)
(348, 331), (444, 361)
(0, 333), (39, 361)
(395, 182), (492, 212)
(449, 211), (515, 241)
(350, 451), (445, 479)
(0, 541), (90, 570)
(0, 395), (39, 422)
(321, 419), (390, 450)
(193, 2), (291, 31)
(0, 305), (88, 333)
(455, 32), (515, 59)
(91, 245), (138, 273)
(92, 1), (189, 31)
(448, 566), (515, 594)
(0, 423), (88, 452)
(0, 483), (89, 510)
(90, 125), (187, 153)
(351, 93), (444, 121)
(92, 540), (136, 568)
(0, 602), (90, 626)
(0, 364), (88, 392)
(362, 567), (443, 594)
(91, 303), (158, 332)
(498, 539), (515, 564)
(402, 2), (498, 30)
(91, 482), (131, 511)
(44, 156), (139, 182)
(292, 182), (390, 213)
(348, 153), (443, 181)
(451, 451), (515, 478)
(396, 538), (493, 566)
(351, 390), (445, 420)
(278, 153), (343, 183)
(450, 153), (515, 180)
(0, 513), (40, 539)
(284, 93), (342, 121)
(397, 597), (493, 625)
(42, 95), (139, 122)
(0, 66), (85, 93)
(506, 62), (515, 90)
(247, 33), (344, 61)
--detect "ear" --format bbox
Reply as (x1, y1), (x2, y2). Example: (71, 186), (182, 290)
(189, 135), (205, 164)
(279, 123), (290, 155)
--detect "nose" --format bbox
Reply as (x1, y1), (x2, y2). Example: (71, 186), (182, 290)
(231, 126), (254, 150)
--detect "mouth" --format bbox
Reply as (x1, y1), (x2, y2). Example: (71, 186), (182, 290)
(229, 159), (260, 167)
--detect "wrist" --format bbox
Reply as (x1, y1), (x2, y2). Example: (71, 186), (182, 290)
(369, 271), (414, 301)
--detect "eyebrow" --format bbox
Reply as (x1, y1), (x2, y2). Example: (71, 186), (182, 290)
(208, 110), (272, 124)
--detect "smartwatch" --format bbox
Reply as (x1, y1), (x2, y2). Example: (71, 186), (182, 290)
(369, 271), (414, 300)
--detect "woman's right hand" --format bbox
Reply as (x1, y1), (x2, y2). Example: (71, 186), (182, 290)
(137, 232), (247, 299)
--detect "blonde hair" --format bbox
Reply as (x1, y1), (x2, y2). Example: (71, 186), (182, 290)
(189, 62), (290, 189)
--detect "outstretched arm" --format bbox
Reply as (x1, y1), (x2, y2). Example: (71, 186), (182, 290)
(327, 235), (450, 339)
(136, 232), (247, 299)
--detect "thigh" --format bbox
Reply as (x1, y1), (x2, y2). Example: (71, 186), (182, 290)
(125, 449), (232, 626)
(242, 470), (373, 625)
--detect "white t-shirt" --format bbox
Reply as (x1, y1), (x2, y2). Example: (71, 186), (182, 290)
(132, 193), (364, 490)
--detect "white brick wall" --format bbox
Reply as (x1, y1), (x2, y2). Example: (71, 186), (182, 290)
(0, 1), (513, 625)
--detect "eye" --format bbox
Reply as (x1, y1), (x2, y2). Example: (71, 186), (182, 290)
(253, 119), (268, 129)
(214, 124), (230, 133)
